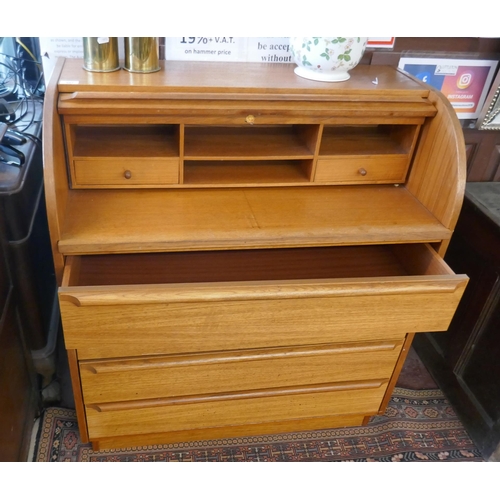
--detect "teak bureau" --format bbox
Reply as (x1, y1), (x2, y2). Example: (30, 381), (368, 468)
(44, 59), (468, 451)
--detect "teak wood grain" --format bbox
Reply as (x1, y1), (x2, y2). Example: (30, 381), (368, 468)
(406, 88), (467, 255)
(91, 413), (367, 451)
(44, 59), (468, 449)
(42, 58), (67, 282)
(59, 289), (465, 360)
(183, 126), (315, 159)
(79, 341), (403, 404)
(85, 382), (389, 439)
(58, 242), (466, 360)
(57, 60), (430, 98)
(314, 156), (408, 184)
(183, 160), (313, 186)
(66, 350), (89, 443)
(73, 159), (179, 188)
(318, 125), (417, 155)
(61, 245), (411, 286)
(378, 332), (416, 414)
(56, 186), (452, 255)
(71, 124), (179, 157)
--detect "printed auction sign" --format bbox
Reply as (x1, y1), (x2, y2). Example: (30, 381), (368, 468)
(164, 37), (395, 62)
(164, 37), (293, 63)
(398, 57), (498, 119)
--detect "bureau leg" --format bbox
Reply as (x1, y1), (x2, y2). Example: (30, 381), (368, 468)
(377, 332), (415, 414)
(67, 349), (90, 443)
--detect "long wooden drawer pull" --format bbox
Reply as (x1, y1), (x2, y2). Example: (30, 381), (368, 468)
(80, 341), (402, 374)
(58, 277), (466, 307)
(87, 379), (388, 413)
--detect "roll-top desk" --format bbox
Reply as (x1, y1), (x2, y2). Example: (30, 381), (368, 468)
(43, 59), (468, 451)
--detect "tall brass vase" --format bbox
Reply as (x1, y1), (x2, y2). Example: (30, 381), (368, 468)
(124, 37), (160, 73)
(82, 37), (119, 72)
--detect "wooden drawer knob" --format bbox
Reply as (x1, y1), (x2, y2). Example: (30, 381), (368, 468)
(245, 115), (255, 125)
(358, 168), (367, 176)
(124, 170), (132, 179)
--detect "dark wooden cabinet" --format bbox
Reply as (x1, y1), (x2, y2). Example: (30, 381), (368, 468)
(414, 182), (500, 460)
(0, 101), (52, 461)
(463, 129), (500, 182)
(0, 234), (38, 461)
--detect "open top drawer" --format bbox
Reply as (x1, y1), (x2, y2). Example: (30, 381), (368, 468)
(58, 243), (467, 359)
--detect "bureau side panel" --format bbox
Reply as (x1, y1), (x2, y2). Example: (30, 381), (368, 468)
(43, 58), (69, 283)
(406, 88), (467, 252)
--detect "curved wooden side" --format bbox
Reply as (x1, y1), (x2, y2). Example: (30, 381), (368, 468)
(42, 58), (68, 284)
(406, 88), (467, 256)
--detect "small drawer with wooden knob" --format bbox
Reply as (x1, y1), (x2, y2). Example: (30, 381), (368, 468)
(72, 159), (179, 188)
(314, 156), (409, 185)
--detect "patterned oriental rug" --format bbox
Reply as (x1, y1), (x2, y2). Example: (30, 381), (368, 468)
(33, 388), (483, 462)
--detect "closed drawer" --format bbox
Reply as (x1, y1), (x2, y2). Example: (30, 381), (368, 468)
(85, 380), (389, 440)
(80, 340), (403, 404)
(58, 244), (467, 359)
(315, 156), (408, 184)
(72, 159), (179, 188)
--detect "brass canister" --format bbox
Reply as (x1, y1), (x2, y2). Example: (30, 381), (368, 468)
(124, 37), (160, 73)
(82, 37), (120, 72)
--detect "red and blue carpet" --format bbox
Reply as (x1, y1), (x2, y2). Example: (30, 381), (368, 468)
(33, 387), (483, 462)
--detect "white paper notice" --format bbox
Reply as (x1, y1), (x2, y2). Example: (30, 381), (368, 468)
(39, 37), (83, 83)
(164, 37), (293, 63)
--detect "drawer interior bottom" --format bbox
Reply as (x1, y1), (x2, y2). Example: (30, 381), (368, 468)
(68, 244), (446, 287)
